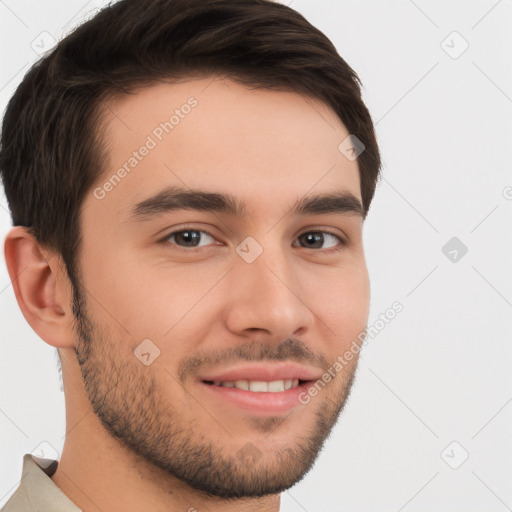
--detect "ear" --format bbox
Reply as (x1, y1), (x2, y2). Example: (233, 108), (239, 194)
(3, 226), (76, 349)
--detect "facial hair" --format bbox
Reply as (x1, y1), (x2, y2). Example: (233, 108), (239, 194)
(69, 277), (360, 499)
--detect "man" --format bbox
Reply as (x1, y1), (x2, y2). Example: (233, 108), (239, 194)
(1, 0), (381, 510)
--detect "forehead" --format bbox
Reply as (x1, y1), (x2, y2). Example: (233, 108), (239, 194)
(88, 76), (362, 222)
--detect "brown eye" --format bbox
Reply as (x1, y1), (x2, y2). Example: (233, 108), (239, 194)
(163, 229), (216, 248)
(296, 231), (345, 252)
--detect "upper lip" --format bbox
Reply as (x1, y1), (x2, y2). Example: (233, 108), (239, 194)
(198, 362), (323, 383)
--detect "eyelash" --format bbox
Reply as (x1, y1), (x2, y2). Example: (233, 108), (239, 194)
(159, 227), (347, 254)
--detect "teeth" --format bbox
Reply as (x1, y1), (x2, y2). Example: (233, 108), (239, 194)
(213, 379), (300, 392)
(268, 380), (285, 392)
(236, 380), (249, 390)
(219, 380), (235, 387)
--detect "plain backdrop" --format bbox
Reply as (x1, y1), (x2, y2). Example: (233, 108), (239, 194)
(1, 1), (511, 510)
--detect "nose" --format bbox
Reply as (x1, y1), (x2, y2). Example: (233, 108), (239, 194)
(223, 242), (315, 342)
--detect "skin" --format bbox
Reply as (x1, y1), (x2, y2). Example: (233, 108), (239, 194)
(4, 76), (370, 512)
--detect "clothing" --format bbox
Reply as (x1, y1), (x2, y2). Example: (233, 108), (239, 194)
(1, 453), (81, 511)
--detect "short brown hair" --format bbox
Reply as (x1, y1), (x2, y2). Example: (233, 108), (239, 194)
(0, 0), (381, 289)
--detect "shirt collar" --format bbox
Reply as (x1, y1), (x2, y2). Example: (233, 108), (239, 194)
(5, 453), (81, 512)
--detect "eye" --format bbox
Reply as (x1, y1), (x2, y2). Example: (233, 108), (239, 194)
(160, 228), (346, 253)
(295, 231), (346, 253)
(162, 228), (217, 249)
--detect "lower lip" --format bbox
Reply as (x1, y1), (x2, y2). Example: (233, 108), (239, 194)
(199, 381), (312, 415)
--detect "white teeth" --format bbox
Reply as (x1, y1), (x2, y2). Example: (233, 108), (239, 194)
(214, 379), (301, 392)
(268, 380), (285, 392)
(235, 379), (249, 390)
(249, 381), (268, 392)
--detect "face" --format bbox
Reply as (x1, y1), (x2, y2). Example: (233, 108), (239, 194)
(72, 76), (370, 498)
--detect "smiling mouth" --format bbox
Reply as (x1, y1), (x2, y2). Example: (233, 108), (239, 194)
(202, 379), (309, 392)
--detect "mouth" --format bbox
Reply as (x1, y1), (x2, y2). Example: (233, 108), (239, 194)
(196, 362), (323, 415)
(199, 377), (317, 415)
(202, 378), (308, 392)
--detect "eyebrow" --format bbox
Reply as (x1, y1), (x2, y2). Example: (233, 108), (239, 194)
(128, 186), (364, 222)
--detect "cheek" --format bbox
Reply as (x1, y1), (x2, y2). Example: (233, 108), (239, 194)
(315, 263), (370, 342)
(85, 253), (224, 341)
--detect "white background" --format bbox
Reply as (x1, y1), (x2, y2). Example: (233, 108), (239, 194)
(1, 1), (511, 510)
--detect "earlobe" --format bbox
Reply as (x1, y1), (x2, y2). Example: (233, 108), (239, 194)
(3, 226), (75, 349)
